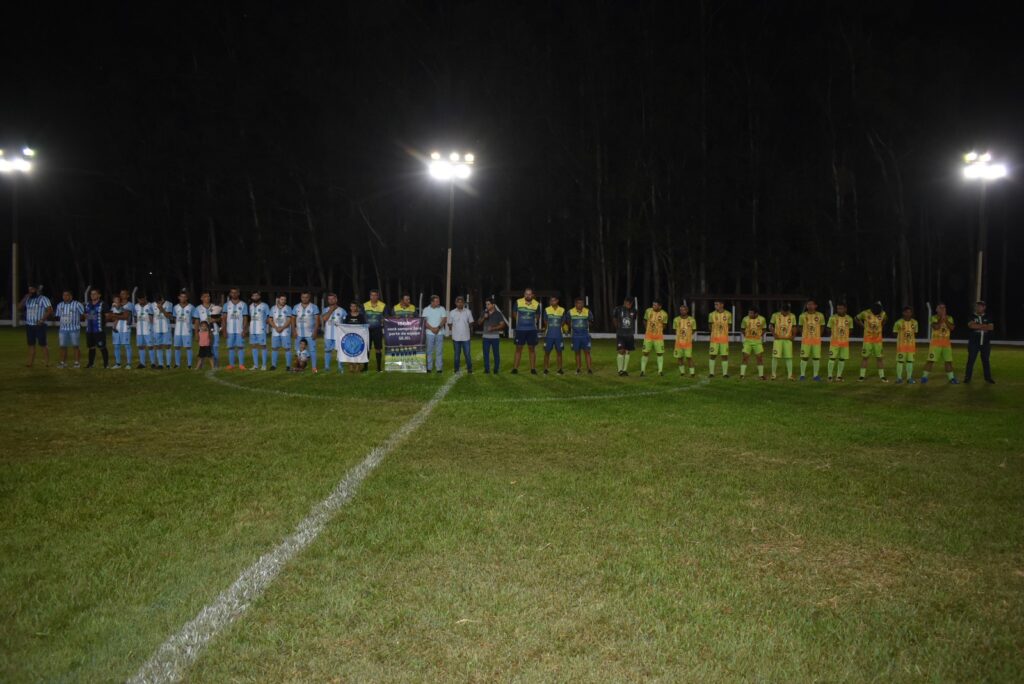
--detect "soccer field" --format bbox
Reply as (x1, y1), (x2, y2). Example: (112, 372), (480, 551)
(2, 330), (1022, 682)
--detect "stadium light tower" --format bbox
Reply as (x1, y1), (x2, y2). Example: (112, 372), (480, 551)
(428, 150), (475, 311)
(0, 147), (35, 327)
(962, 151), (1008, 304)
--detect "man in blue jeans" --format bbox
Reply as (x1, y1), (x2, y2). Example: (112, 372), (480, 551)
(480, 299), (506, 374)
(447, 296), (475, 373)
(421, 295), (447, 373)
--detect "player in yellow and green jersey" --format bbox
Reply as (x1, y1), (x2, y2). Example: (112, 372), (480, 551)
(708, 299), (733, 378)
(739, 307), (767, 380)
(392, 293), (417, 318)
(511, 288), (541, 374)
(769, 303), (797, 381)
(568, 297), (594, 374)
(363, 289), (387, 372)
(672, 304), (698, 377)
(920, 303), (959, 384)
(856, 303), (889, 382)
(893, 306), (919, 384)
(826, 302), (854, 381)
(798, 299), (825, 381)
(640, 299), (669, 376)
(541, 295), (566, 375)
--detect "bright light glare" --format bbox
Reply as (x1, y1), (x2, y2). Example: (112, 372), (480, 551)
(430, 151), (441, 160)
(979, 152), (992, 163)
(963, 162), (1008, 181)
(429, 160), (453, 180)
(964, 151), (978, 162)
(0, 157), (31, 174)
(454, 164), (471, 179)
(464, 153), (475, 163)
(449, 152), (460, 162)
(22, 147), (35, 157)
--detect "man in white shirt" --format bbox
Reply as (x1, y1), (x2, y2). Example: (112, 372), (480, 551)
(320, 292), (345, 372)
(268, 295), (293, 371)
(421, 295), (447, 373)
(292, 291), (320, 373)
(447, 296), (475, 374)
(248, 291), (271, 370)
(223, 287), (250, 370)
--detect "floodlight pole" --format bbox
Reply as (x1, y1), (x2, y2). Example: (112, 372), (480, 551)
(10, 177), (17, 327)
(974, 181), (986, 304)
(445, 181), (455, 312)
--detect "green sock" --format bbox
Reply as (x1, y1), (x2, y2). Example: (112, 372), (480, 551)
(896, 362), (904, 379)
(859, 367), (867, 378)
(623, 353), (630, 371)
(758, 365), (764, 377)
(689, 367), (695, 376)
(947, 371), (955, 380)
(878, 368), (885, 379)
(837, 361), (845, 376)
(656, 355), (664, 372)
(786, 359), (793, 378)
(906, 362), (913, 379)
(678, 364), (685, 375)
(800, 360), (808, 376)
(615, 355), (622, 372)
(828, 360), (835, 377)
(740, 364), (747, 377)
(640, 355), (648, 373)
(722, 361), (729, 375)
(709, 358), (716, 375)
(813, 360), (820, 376)
(771, 358), (778, 376)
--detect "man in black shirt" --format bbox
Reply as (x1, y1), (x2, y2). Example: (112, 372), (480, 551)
(612, 297), (637, 376)
(964, 301), (995, 384)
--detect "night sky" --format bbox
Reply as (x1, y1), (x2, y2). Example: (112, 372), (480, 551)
(2, 2), (1021, 332)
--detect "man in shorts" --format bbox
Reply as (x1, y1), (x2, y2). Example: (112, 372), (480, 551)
(612, 297), (637, 376)
(542, 295), (566, 375)
(826, 303), (853, 382)
(798, 299), (825, 381)
(739, 306), (767, 380)
(708, 299), (733, 378)
(857, 302), (888, 382)
(640, 299), (669, 376)
(568, 297), (594, 374)
(893, 306), (919, 384)
(511, 288), (541, 375)
(920, 303), (958, 385)
(769, 303), (796, 381)
(672, 304), (697, 378)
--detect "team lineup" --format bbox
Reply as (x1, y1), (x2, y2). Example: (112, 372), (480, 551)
(20, 285), (983, 384)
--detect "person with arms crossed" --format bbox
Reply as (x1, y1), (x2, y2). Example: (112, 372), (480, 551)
(55, 289), (84, 369)
(826, 303), (853, 382)
(920, 303), (958, 384)
(149, 293), (173, 369)
(893, 306), (919, 384)
(963, 301), (995, 384)
(269, 295), (293, 370)
(769, 303), (796, 381)
(363, 289), (387, 372)
(247, 291), (271, 370)
(798, 299), (825, 381)
(448, 295), (474, 374)
(109, 294), (131, 370)
(672, 304), (697, 378)
(422, 294), (447, 374)
(292, 291), (320, 373)
(739, 306), (767, 380)
(612, 296), (637, 376)
(568, 297), (594, 375)
(84, 288), (109, 369)
(640, 299), (669, 377)
(223, 287), (249, 370)
(511, 288), (541, 375)
(173, 290), (196, 369)
(134, 292), (153, 368)
(542, 295), (566, 375)
(479, 298), (506, 374)
(856, 303), (888, 382)
(321, 293), (345, 372)
(20, 285), (52, 368)
(708, 299), (733, 378)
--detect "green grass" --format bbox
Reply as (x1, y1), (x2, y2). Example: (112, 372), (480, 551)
(1, 330), (1022, 682)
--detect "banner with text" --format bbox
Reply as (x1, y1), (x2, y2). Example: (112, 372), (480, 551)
(383, 317), (427, 372)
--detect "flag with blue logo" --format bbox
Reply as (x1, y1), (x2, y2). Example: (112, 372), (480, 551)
(337, 324), (370, 363)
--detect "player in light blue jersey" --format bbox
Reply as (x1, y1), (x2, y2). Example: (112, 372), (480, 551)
(292, 291), (320, 373)
(247, 291), (271, 370)
(268, 295), (293, 370)
(148, 293), (173, 369)
(55, 290), (85, 368)
(193, 292), (221, 367)
(320, 293), (345, 371)
(134, 292), (153, 368)
(111, 288), (135, 369)
(173, 290), (196, 368)
(222, 287), (249, 370)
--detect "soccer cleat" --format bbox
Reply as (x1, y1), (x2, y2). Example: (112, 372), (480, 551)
(543, 369), (549, 375)
(813, 376), (822, 382)
(920, 377), (929, 384)
(836, 377), (844, 382)
(771, 375), (777, 381)
(137, 364), (146, 369)
(576, 369), (581, 375)
(722, 374), (730, 379)
(658, 372), (664, 377)
(858, 377), (865, 382)
(708, 374), (715, 379)
(907, 378), (916, 384)
(880, 377), (889, 383)
(640, 371), (646, 377)
(827, 377), (833, 382)
(588, 369), (593, 374)
(269, 366), (277, 371)
(511, 368), (518, 375)
(799, 376), (806, 381)
(788, 376), (795, 381)
(530, 369), (537, 375)
(949, 378), (959, 385)
(483, 369), (490, 374)
(895, 378), (903, 385)
(437, 370), (443, 374)
(760, 375), (767, 381)
(312, 368), (319, 374)
(73, 362), (81, 368)
(557, 369), (564, 375)
(986, 378), (995, 384)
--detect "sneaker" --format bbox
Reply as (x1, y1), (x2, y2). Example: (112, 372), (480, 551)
(587, 369), (593, 374)
(799, 376), (806, 381)
(239, 365), (247, 371)
(907, 378), (916, 384)
(312, 368), (319, 374)
(557, 369), (564, 375)
(111, 364), (121, 369)
(467, 369), (473, 374)
(261, 365), (268, 371)
(576, 369), (581, 375)
(270, 366), (277, 371)
(722, 374), (730, 379)
(530, 369), (538, 375)
(437, 370), (443, 374)
(73, 362), (81, 368)
(920, 377), (929, 384)
(895, 378), (903, 385)
(949, 378), (959, 385)
(57, 362), (66, 369)
(986, 378), (995, 384)
(543, 369), (549, 375)
(225, 365), (234, 371)
(483, 369), (490, 374)
(511, 369), (518, 375)
(137, 364), (146, 369)
(813, 376), (822, 382)
(880, 377), (889, 383)
(124, 365), (132, 370)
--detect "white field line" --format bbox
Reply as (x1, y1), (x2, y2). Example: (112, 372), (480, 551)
(127, 374), (461, 684)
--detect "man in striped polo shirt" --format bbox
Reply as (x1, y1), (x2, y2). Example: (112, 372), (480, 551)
(84, 288), (110, 369)
(20, 285), (53, 368)
(55, 290), (85, 368)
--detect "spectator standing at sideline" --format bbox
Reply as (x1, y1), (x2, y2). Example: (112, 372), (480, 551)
(479, 299), (506, 374)
(448, 296), (474, 374)
(422, 295), (447, 373)
(20, 285), (53, 368)
(964, 301), (995, 384)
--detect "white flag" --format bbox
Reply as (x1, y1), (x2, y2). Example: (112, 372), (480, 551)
(336, 324), (370, 363)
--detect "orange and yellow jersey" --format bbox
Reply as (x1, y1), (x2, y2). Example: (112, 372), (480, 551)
(893, 318), (918, 353)
(827, 314), (854, 348)
(770, 312), (797, 340)
(857, 309), (887, 344)
(929, 315), (954, 347)
(643, 308), (669, 340)
(798, 311), (825, 344)
(741, 315), (766, 340)
(673, 315), (697, 349)
(708, 310), (732, 344)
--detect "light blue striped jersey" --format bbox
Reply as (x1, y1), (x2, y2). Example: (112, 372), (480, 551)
(55, 300), (84, 330)
(24, 295), (52, 325)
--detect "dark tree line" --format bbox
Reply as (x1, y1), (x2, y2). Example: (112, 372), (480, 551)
(2, 2), (1021, 333)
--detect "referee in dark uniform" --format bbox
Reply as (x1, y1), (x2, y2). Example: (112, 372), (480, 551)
(963, 301), (995, 384)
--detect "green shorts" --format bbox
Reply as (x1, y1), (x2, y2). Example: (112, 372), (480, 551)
(861, 342), (883, 358)
(643, 339), (665, 354)
(828, 345), (850, 360)
(927, 346), (953, 363)
(800, 343), (822, 360)
(709, 342), (729, 357)
(896, 352), (915, 363)
(772, 339), (793, 359)
(673, 346), (693, 359)
(742, 340), (764, 355)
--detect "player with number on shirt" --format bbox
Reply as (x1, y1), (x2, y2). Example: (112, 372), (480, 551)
(269, 295), (293, 370)
(248, 291), (271, 370)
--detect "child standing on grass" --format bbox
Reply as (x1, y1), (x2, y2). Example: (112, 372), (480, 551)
(290, 338), (311, 372)
(194, 321), (215, 370)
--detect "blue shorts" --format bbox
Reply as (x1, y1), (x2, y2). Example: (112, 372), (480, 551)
(323, 338), (337, 351)
(272, 335), (290, 349)
(544, 336), (564, 352)
(572, 335), (592, 352)
(112, 332), (132, 346)
(59, 330), (80, 348)
(154, 331), (172, 346)
(136, 334), (151, 347)
(249, 333), (267, 345)
(226, 333), (244, 348)
(296, 336), (317, 353)
(514, 330), (538, 347)
(173, 334), (192, 348)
